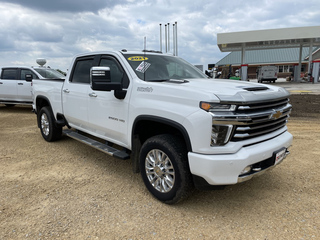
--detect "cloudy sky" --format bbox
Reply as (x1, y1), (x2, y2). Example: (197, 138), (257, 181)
(0, 0), (320, 72)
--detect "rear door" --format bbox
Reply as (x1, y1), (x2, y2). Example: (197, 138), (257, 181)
(0, 68), (18, 101)
(17, 68), (39, 102)
(62, 55), (99, 130)
(263, 66), (277, 79)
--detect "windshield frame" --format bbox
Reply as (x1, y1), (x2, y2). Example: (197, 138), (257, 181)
(122, 53), (208, 82)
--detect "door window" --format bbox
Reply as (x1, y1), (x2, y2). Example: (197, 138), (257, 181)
(1, 69), (17, 80)
(100, 57), (129, 88)
(20, 69), (38, 80)
(70, 58), (94, 84)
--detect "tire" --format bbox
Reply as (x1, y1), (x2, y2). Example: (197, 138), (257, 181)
(38, 106), (62, 142)
(139, 134), (193, 204)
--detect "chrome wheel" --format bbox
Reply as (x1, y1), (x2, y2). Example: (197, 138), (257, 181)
(140, 134), (193, 204)
(40, 113), (50, 136)
(145, 149), (175, 193)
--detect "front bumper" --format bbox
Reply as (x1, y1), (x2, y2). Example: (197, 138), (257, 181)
(188, 131), (293, 187)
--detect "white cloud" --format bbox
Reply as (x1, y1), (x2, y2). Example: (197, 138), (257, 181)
(0, 0), (320, 71)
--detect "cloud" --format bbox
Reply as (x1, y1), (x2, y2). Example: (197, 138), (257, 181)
(0, 0), (320, 72)
(0, 0), (128, 13)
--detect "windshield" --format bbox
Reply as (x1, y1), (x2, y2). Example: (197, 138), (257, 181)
(123, 53), (207, 81)
(34, 68), (65, 79)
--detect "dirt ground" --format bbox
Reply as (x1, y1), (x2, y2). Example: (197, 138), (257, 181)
(0, 94), (319, 240)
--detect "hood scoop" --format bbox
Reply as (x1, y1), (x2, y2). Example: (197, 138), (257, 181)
(241, 86), (269, 91)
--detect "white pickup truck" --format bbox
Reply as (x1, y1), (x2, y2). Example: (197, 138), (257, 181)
(257, 65), (278, 83)
(32, 50), (293, 204)
(0, 66), (64, 106)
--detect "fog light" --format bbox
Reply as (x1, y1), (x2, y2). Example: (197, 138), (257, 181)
(240, 166), (252, 175)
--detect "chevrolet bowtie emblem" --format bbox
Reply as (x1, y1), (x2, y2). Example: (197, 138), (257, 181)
(270, 110), (282, 119)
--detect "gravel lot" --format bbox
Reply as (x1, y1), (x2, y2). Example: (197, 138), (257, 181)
(0, 94), (319, 239)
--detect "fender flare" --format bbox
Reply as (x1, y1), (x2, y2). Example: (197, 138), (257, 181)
(132, 115), (192, 152)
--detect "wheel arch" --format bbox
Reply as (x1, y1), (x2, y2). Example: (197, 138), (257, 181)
(35, 96), (52, 127)
(132, 115), (192, 152)
(35, 96), (67, 128)
(130, 115), (192, 173)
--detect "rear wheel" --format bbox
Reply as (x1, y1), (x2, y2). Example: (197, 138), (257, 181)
(38, 106), (62, 142)
(139, 134), (193, 204)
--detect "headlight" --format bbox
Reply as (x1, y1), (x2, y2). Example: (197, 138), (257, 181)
(200, 102), (236, 112)
(211, 125), (233, 146)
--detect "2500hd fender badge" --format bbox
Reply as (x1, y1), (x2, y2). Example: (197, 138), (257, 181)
(108, 116), (125, 123)
(137, 87), (153, 92)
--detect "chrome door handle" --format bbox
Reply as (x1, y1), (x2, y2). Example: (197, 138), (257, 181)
(18, 83), (23, 85)
(0, 82), (3, 84)
(89, 92), (97, 97)
(63, 89), (70, 93)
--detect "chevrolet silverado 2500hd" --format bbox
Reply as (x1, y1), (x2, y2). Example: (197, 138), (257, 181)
(32, 50), (293, 204)
(0, 66), (64, 106)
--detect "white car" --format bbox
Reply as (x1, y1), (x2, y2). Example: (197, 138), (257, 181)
(0, 66), (65, 107)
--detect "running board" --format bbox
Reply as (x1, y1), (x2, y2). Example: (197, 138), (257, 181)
(63, 129), (130, 160)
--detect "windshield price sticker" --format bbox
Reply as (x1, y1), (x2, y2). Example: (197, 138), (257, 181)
(275, 148), (286, 165)
(136, 61), (151, 73)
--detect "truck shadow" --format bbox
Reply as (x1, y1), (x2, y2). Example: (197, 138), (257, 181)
(0, 105), (33, 114)
(177, 170), (286, 210)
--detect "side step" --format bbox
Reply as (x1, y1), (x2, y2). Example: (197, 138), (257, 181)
(63, 129), (130, 160)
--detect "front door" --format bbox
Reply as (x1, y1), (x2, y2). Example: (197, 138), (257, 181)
(17, 69), (38, 102)
(87, 55), (130, 145)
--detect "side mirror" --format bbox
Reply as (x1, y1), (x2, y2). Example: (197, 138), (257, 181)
(25, 74), (33, 82)
(90, 66), (122, 91)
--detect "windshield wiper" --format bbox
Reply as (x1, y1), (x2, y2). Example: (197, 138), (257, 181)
(145, 79), (189, 83)
(145, 79), (169, 82)
(168, 79), (189, 83)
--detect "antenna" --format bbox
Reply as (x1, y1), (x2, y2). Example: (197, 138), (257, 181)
(159, 24), (162, 52)
(144, 36), (146, 81)
(168, 23), (170, 52)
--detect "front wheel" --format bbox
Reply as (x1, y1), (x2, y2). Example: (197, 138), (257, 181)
(38, 106), (62, 142)
(139, 134), (193, 204)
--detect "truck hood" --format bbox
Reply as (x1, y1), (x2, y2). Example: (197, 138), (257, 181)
(182, 78), (290, 103)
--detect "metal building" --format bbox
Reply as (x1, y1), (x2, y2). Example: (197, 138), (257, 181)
(217, 26), (320, 82)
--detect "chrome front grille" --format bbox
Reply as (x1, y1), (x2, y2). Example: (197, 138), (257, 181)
(211, 98), (292, 142)
(232, 114), (288, 141)
(237, 98), (289, 111)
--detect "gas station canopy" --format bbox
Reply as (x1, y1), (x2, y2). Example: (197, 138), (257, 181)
(217, 26), (320, 82)
(217, 26), (320, 52)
